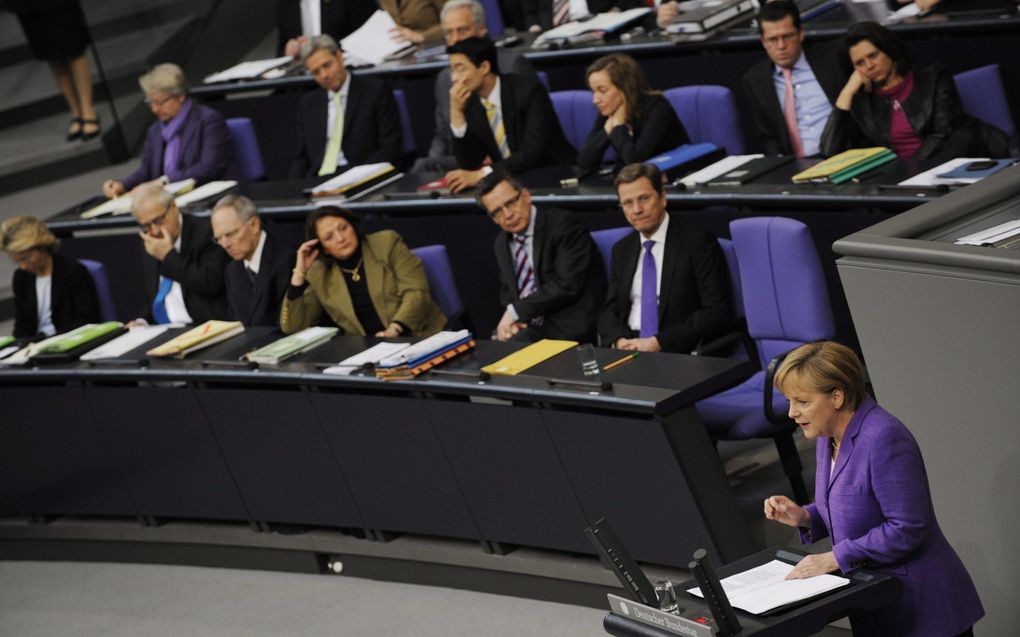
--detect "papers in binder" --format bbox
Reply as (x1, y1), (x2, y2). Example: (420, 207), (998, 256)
(174, 180), (238, 207)
(374, 330), (476, 379)
(791, 147), (894, 183)
(146, 320), (244, 358)
(664, 0), (756, 34)
(681, 154), (764, 187)
(81, 179), (196, 219)
(311, 163), (399, 198)
(322, 341), (412, 375)
(955, 219), (1020, 246)
(341, 11), (417, 66)
(203, 56), (293, 84)
(481, 339), (577, 376)
(687, 559), (850, 615)
(534, 8), (651, 44)
(32, 322), (124, 354)
(243, 327), (339, 364)
(81, 325), (172, 360)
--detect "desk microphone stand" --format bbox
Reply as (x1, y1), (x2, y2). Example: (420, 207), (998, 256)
(690, 548), (742, 636)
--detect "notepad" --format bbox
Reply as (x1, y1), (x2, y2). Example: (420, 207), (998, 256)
(481, 339), (577, 376)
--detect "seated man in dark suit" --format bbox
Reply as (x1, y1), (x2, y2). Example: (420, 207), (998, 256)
(477, 169), (606, 343)
(129, 183), (230, 325)
(741, 1), (850, 157)
(290, 35), (404, 179)
(416, 0), (536, 172)
(276, 0), (376, 57)
(210, 195), (293, 327)
(445, 36), (575, 193)
(598, 163), (730, 353)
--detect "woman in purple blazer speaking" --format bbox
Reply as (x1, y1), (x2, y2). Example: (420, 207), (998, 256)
(764, 341), (983, 637)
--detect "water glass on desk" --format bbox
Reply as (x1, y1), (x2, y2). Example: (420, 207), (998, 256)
(654, 578), (679, 614)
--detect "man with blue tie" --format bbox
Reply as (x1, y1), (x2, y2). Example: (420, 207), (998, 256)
(444, 36), (575, 193)
(129, 183), (229, 326)
(741, 1), (849, 157)
(478, 169), (605, 342)
(598, 163), (730, 353)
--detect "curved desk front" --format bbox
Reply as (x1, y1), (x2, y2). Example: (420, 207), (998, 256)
(0, 330), (757, 568)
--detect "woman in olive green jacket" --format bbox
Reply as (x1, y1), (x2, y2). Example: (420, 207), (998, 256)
(280, 206), (446, 337)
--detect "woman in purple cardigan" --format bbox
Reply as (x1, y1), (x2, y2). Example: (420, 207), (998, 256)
(764, 341), (983, 637)
(101, 63), (232, 199)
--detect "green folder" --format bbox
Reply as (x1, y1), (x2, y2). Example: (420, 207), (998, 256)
(0, 336), (14, 349)
(827, 150), (897, 184)
(244, 327), (339, 364)
(34, 322), (124, 354)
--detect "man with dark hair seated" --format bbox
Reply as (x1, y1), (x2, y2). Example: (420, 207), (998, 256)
(598, 163), (730, 354)
(742, 0), (850, 157)
(476, 168), (606, 343)
(444, 36), (575, 193)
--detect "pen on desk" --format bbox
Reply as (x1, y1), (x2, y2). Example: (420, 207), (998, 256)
(603, 352), (638, 372)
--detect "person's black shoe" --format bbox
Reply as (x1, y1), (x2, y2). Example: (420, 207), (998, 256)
(66, 117), (83, 141)
(81, 117), (101, 141)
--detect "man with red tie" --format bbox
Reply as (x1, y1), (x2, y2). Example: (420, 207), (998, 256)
(477, 169), (605, 343)
(598, 163), (730, 353)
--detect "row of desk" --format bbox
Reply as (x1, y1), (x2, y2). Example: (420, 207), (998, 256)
(0, 327), (756, 568)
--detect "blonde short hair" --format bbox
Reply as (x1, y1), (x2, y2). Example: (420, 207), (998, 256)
(0, 215), (58, 254)
(139, 63), (189, 97)
(773, 341), (866, 410)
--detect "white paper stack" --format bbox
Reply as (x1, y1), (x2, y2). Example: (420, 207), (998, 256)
(687, 559), (850, 615)
(341, 10), (417, 66)
(681, 154), (764, 187)
(322, 342), (412, 375)
(175, 181), (238, 207)
(204, 56), (293, 84)
(535, 8), (651, 44)
(81, 326), (172, 361)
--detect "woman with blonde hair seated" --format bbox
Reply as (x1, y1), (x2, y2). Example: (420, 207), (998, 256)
(281, 207), (446, 337)
(0, 215), (100, 340)
(577, 53), (690, 172)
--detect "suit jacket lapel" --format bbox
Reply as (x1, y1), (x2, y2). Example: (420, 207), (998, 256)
(310, 89), (329, 168)
(246, 238), (274, 321)
(324, 265), (361, 334)
(177, 106), (201, 167)
(827, 397), (875, 491)
(362, 239), (388, 326)
(342, 77), (361, 155)
(467, 95), (500, 160)
(500, 76), (518, 150)
(619, 233), (640, 302)
(657, 220), (680, 319)
(759, 63), (790, 144)
(496, 230), (519, 302)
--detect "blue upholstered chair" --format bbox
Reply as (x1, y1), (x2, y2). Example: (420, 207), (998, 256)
(411, 245), (469, 330)
(392, 89), (417, 155)
(663, 86), (746, 155)
(79, 259), (117, 322)
(696, 217), (835, 503)
(225, 117), (266, 181)
(953, 64), (1017, 147)
(549, 90), (599, 152)
(590, 227), (632, 274)
(479, 0), (505, 36)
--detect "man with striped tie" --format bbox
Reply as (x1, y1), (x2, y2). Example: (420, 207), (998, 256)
(598, 163), (730, 353)
(478, 169), (605, 343)
(445, 37), (575, 193)
(129, 182), (229, 326)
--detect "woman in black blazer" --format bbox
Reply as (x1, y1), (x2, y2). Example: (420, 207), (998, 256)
(0, 216), (100, 340)
(577, 53), (690, 172)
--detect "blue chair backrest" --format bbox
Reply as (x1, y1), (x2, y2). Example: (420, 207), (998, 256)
(79, 258), (117, 322)
(549, 90), (617, 161)
(225, 117), (266, 181)
(729, 217), (834, 370)
(953, 64), (1016, 141)
(663, 86), (746, 155)
(590, 227), (632, 274)
(411, 245), (464, 321)
(536, 71), (550, 91)
(718, 238), (743, 321)
(392, 89), (417, 154)
(478, 0), (506, 36)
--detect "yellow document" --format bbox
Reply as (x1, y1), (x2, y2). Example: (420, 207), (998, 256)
(791, 147), (891, 183)
(481, 339), (578, 376)
(146, 320), (244, 358)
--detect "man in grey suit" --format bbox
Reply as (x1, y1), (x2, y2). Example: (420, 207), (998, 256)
(414, 0), (534, 172)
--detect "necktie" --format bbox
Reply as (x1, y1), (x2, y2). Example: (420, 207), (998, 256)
(318, 92), (345, 176)
(639, 240), (658, 338)
(781, 67), (805, 159)
(245, 265), (257, 289)
(483, 98), (511, 159)
(152, 276), (173, 325)
(553, 0), (570, 26)
(513, 235), (535, 298)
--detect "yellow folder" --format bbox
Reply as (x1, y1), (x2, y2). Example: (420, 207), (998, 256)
(791, 147), (891, 183)
(481, 339), (578, 376)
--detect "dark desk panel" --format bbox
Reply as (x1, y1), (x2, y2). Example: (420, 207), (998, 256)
(196, 388), (365, 528)
(85, 386), (250, 521)
(0, 386), (136, 517)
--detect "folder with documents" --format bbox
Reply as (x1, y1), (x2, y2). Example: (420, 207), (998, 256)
(481, 339), (578, 376)
(146, 321), (244, 358)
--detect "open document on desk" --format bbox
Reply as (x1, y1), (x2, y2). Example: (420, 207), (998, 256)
(687, 559), (849, 615)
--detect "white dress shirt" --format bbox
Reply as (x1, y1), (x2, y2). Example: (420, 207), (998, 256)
(773, 51), (832, 157)
(35, 275), (56, 336)
(244, 231), (268, 275)
(164, 232), (194, 324)
(627, 213), (670, 332)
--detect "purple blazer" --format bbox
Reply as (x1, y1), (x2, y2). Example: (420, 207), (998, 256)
(802, 395), (983, 636)
(121, 102), (233, 190)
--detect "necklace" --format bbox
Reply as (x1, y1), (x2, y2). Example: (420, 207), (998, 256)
(338, 256), (364, 282)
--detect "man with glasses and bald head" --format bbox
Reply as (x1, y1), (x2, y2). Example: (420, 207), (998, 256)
(477, 168), (605, 343)
(211, 195), (294, 327)
(129, 183), (229, 326)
